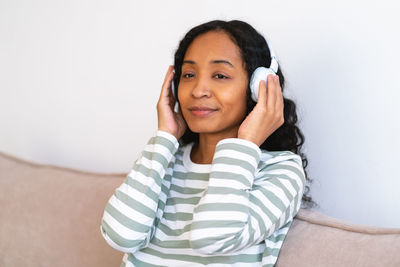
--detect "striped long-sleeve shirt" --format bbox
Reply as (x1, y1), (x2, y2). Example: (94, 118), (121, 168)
(101, 130), (306, 266)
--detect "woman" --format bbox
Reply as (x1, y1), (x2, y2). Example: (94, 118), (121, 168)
(101, 20), (312, 266)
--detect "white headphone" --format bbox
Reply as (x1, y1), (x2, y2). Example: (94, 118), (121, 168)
(171, 36), (279, 104)
(171, 71), (180, 112)
(249, 37), (279, 102)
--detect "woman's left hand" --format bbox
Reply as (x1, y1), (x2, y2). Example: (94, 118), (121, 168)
(238, 74), (284, 147)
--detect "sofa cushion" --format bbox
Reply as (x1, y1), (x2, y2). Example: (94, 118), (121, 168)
(1, 151), (399, 267)
(276, 206), (400, 266)
(0, 151), (124, 267)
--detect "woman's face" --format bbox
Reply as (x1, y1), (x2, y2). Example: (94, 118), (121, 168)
(178, 31), (248, 137)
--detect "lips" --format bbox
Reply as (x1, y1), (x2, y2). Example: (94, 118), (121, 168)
(188, 106), (218, 117)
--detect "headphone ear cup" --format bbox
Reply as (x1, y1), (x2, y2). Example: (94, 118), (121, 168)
(249, 67), (276, 102)
(171, 79), (176, 99)
(171, 68), (176, 100)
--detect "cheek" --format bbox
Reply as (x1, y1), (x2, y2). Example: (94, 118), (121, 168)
(177, 86), (186, 105)
(235, 96), (248, 119)
(222, 87), (247, 108)
(234, 84), (249, 116)
(220, 90), (247, 122)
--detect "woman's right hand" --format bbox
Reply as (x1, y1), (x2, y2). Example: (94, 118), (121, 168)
(157, 65), (187, 140)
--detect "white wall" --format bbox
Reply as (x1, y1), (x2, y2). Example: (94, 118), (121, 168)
(1, 0), (399, 228)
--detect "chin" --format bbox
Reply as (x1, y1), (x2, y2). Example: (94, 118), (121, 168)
(183, 114), (218, 133)
(187, 121), (239, 136)
(187, 124), (218, 134)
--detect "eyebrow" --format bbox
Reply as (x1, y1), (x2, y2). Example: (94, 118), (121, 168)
(182, 59), (234, 68)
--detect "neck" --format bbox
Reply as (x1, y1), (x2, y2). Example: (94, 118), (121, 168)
(190, 127), (239, 164)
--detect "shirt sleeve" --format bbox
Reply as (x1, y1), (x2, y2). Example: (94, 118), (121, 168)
(188, 138), (306, 255)
(100, 130), (179, 253)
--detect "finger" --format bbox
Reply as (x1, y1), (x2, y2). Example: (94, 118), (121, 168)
(257, 79), (267, 105)
(266, 74), (277, 110)
(162, 65), (174, 85)
(274, 75), (284, 111)
(160, 65), (174, 98)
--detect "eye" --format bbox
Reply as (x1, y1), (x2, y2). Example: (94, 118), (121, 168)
(182, 73), (194, 79)
(214, 73), (228, 79)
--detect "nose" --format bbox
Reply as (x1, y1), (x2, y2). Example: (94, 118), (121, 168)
(191, 75), (212, 99)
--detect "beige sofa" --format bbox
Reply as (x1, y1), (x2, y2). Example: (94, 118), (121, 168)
(1, 151), (399, 267)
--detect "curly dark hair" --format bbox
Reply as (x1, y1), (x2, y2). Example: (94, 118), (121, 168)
(172, 19), (315, 208)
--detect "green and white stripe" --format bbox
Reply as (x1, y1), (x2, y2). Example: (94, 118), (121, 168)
(101, 130), (305, 266)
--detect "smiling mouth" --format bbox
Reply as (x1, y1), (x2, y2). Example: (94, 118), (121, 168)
(189, 108), (218, 117)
